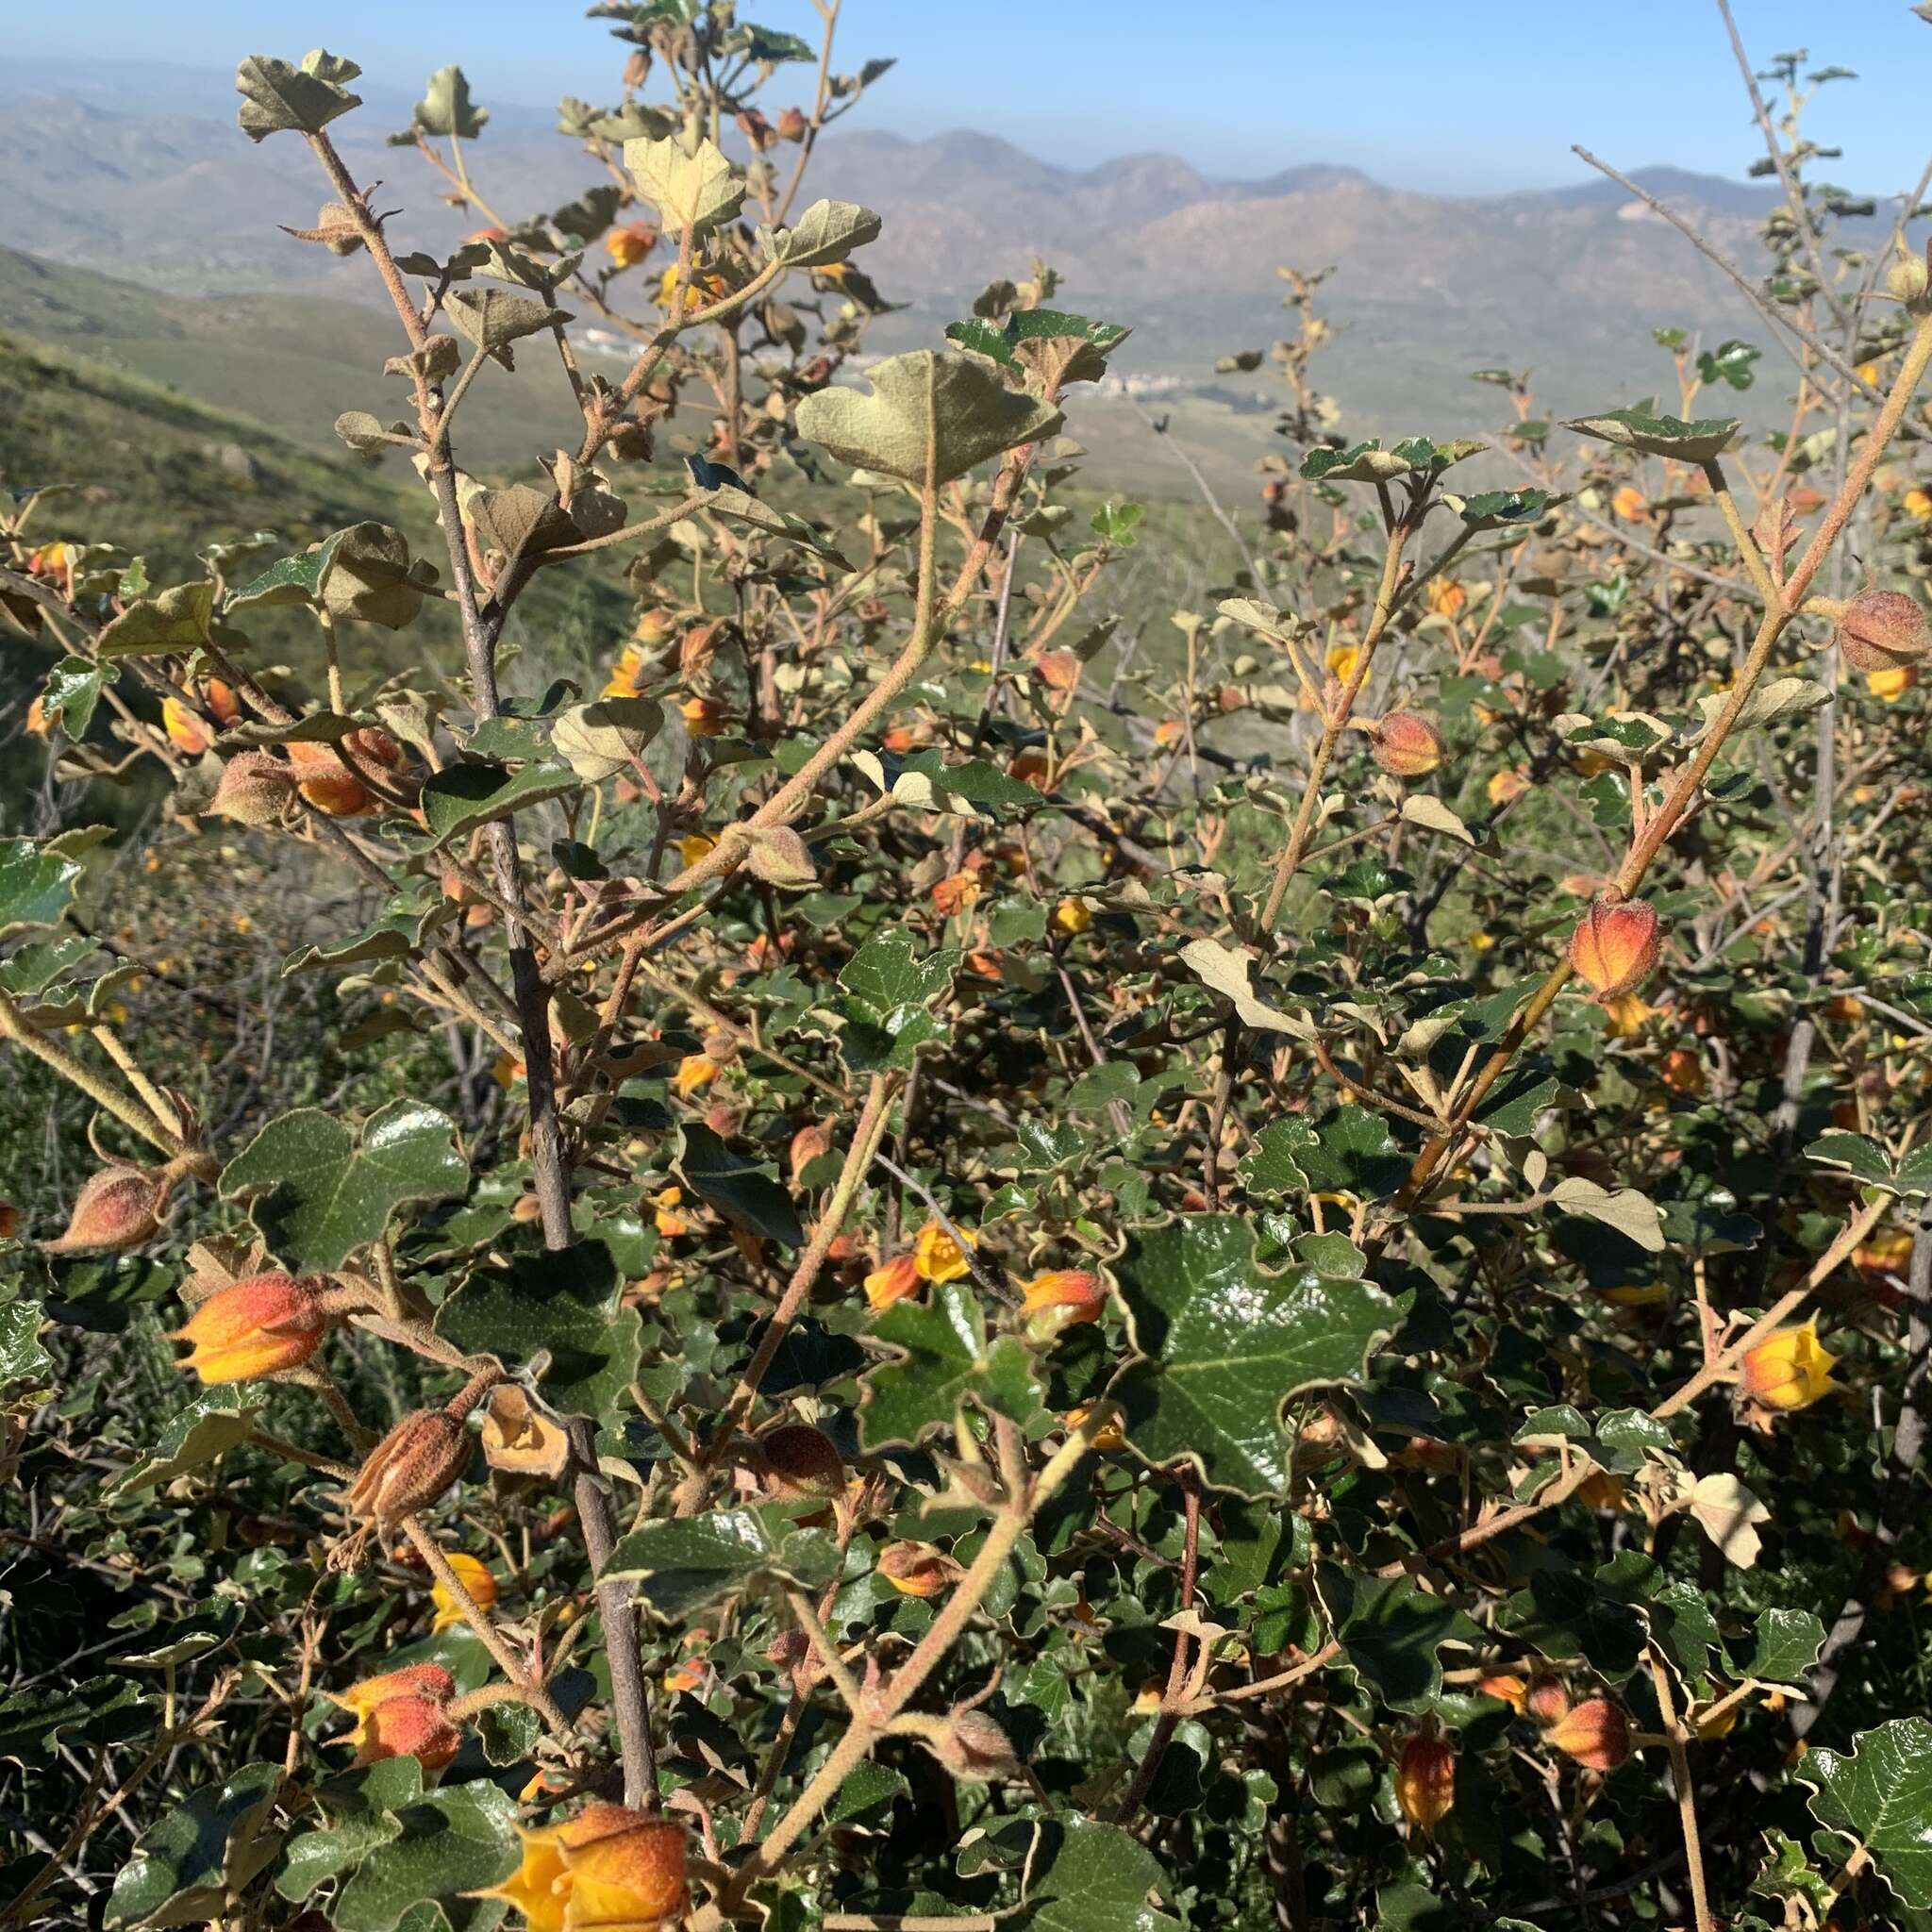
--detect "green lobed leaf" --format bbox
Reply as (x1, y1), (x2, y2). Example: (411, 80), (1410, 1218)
(410, 64), (488, 139)
(859, 1278), (1044, 1451)
(1801, 1718), (1932, 1907)
(219, 1099), (469, 1272)
(604, 1506), (841, 1620)
(110, 1390), (263, 1495)
(1112, 1216), (1401, 1496)
(105, 1761), (281, 1929)
(1318, 1566), (1481, 1709)
(0, 836), (85, 936)
(675, 1123), (805, 1246)
(434, 1240), (641, 1419)
(1565, 407), (1740, 462)
(328, 1780), (521, 1932)
(419, 760), (582, 846)
(95, 582), (215, 658)
(835, 927), (957, 1072)
(40, 656), (108, 739)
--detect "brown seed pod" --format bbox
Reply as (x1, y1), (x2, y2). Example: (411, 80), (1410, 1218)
(345, 1410), (472, 1528)
(45, 1162), (173, 1256)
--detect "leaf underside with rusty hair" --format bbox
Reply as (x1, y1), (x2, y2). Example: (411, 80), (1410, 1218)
(794, 348), (1063, 486)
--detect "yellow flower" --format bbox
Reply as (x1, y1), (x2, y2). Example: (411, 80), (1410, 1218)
(1326, 642), (1361, 684)
(1053, 897), (1093, 935)
(1487, 766), (1529, 807)
(1740, 1321), (1839, 1412)
(1867, 664), (1918, 701)
(162, 695), (212, 757)
(913, 1219), (974, 1283)
(1065, 1405), (1124, 1452)
(677, 834), (716, 870)
(604, 220), (658, 270)
(672, 1054), (720, 1097)
(1906, 487), (1932, 521)
(1468, 930), (1494, 953)
(431, 1553), (498, 1633)
(1424, 575), (1467, 618)
(603, 645), (644, 699)
(1610, 484), (1649, 522)
(1602, 992), (1656, 1039)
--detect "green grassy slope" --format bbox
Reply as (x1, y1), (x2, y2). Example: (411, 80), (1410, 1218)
(0, 325), (636, 730)
(0, 246), (596, 475)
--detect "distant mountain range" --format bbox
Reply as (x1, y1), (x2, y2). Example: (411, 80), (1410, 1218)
(0, 55), (1907, 470)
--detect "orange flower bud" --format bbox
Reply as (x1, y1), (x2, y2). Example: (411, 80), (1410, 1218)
(1525, 1674), (1572, 1726)
(47, 1162), (173, 1256)
(1545, 1696), (1630, 1770)
(864, 1252), (920, 1310)
(1395, 1731), (1456, 1830)
(1020, 1269), (1106, 1344)
(877, 1540), (964, 1598)
(205, 678), (241, 725)
(1371, 710), (1443, 779)
(1740, 1321), (1839, 1413)
(681, 695), (726, 738)
(345, 1409), (472, 1528)
(172, 1272), (326, 1383)
(604, 220), (659, 270)
(208, 748), (297, 825)
(337, 1663), (457, 1714)
(927, 1707), (1023, 1783)
(1477, 1671), (1528, 1713)
(1424, 575), (1468, 618)
(758, 1423), (845, 1500)
(1065, 1404), (1125, 1452)
(931, 871), (983, 917)
(1837, 589), (1932, 672)
(1053, 897), (1094, 936)
(1659, 1047), (1706, 1095)
(286, 739), (375, 817)
(672, 1053), (721, 1097)
(1568, 899), (1661, 1001)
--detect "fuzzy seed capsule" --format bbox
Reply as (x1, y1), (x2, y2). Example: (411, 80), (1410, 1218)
(345, 1409), (472, 1528)
(46, 1163), (173, 1256)
(208, 749), (297, 825)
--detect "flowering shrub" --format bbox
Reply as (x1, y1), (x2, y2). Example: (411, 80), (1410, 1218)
(6, 10), (1932, 1932)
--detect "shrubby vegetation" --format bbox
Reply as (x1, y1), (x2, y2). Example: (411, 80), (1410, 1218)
(6, 7), (1932, 1929)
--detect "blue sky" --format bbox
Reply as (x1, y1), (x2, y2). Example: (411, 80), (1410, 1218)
(16, 1), (1932, 193)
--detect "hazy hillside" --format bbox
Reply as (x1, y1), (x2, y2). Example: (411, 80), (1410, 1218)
(2, 54), (1907, 493)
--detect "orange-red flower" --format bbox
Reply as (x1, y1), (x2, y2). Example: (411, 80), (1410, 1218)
(1544, 1696), (1630, 1771)
(1020, 1269), (1106, 1344)
(1740, 1321), (1839, 1413)
(604, 221), (658, 270)
(331, 1662), (460, 1770)
(1568, 899), (1661, 1001)
(172, 1273), (325, 1383)
(863, 1251), (920, 1310)
(1395, 1731), (1456, 1829)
